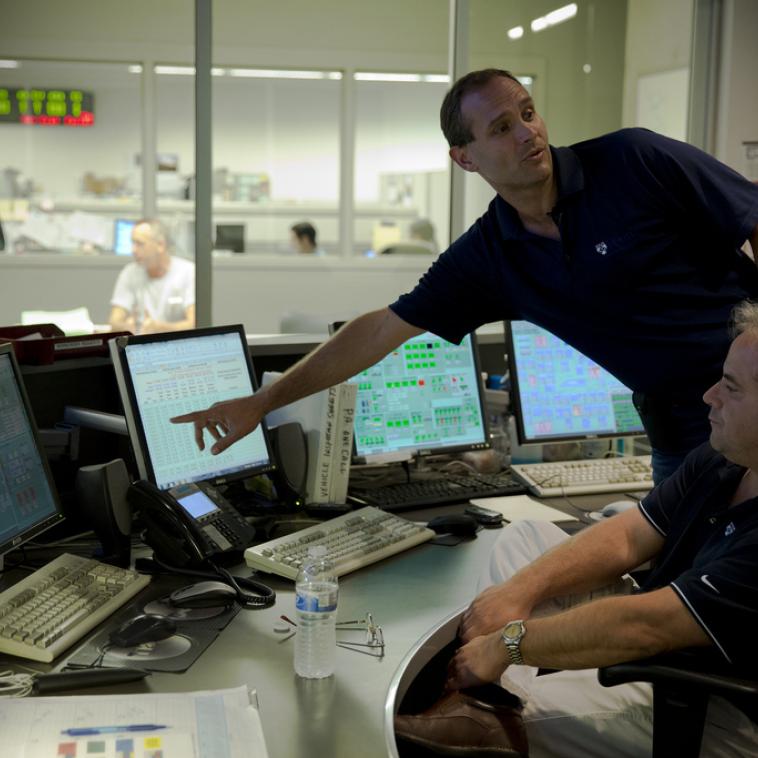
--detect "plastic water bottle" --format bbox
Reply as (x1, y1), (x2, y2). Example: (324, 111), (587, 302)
(294, 545), (338, 678)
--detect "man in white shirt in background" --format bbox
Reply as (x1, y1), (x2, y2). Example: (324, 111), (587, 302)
(109, 218), (195, 334)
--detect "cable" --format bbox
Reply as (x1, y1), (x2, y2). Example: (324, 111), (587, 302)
(136, 556), (276, 610)
(0, 670), (35, 698)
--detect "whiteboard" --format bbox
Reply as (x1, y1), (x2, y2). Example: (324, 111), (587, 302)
(636, 67), (689, 141)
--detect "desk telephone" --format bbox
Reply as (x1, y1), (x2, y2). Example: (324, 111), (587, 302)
(128, 479), (257, 568)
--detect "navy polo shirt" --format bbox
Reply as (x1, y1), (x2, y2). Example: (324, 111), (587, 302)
(390, 128), (758, 398)
(638, 443), (758, 666)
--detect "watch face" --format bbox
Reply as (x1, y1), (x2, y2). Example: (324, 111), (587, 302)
(503, 621), (522, 639)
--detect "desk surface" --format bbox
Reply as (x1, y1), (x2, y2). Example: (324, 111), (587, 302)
(138, 525), (504, 758)
(4, 496), (614, 758)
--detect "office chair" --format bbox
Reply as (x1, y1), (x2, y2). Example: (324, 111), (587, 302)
(598, 650), (758, 757)
(377, 239), (436, 255)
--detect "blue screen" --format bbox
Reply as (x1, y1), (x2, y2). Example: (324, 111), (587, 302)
(508, 321), (645, 443)
(114, 219), (135, 255)
(0, 352), (60, 552)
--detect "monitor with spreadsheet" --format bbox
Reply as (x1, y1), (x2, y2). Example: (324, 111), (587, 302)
(506, 320), (645, 445)
(346, 331), (490, 464)
(113, 218), (135, 255)
(0, 343), (64, 560)
(109, 326), (275, 490)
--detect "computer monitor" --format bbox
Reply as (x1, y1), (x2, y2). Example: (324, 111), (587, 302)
(0, 343), (65, 563)
(506, 320), (645, 445)
(214, 224), (245, 253)
(347, 332), (490, 464)
(109, 326), (276, 491)
(113, 219), (135, 255)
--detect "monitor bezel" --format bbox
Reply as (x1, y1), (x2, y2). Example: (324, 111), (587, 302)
(350, 331), (492, 465)
(109, 325), (276, 490)
(505, 320), (645, 446)
(0, 342), (65, 558)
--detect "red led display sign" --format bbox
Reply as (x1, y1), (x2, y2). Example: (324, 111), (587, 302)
(0, 88), (95, 126)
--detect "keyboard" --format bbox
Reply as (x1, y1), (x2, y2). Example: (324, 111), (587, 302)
(347, 472), (526, 511)
(511, 455), (654, 497)
(244, 506), (435, 580)
(0, 553), (151, 663)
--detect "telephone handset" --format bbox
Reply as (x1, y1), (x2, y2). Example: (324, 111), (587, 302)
(128, 479), (257, 568)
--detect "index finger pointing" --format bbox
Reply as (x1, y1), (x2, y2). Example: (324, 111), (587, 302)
(170, 411), (203, 423)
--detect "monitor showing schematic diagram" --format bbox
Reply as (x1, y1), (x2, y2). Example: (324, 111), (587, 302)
(347, 332), (490, 464)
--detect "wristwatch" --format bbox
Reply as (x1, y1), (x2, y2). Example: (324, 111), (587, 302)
(501, 619), (527, 665)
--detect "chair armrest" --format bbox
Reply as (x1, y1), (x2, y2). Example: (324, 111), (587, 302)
(598, 651), (758, 700)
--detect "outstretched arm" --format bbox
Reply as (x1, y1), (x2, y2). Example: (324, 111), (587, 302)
(171, 307), (423, 454)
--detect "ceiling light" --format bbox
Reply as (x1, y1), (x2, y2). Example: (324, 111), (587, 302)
(531, 3), (578, 32)
(0, 60), (20, 69)
(355, 72), (448, 83)
(155, 65), (195, 75)
(227, 68), (342, 80)
(507, 26), (524, 40)
(127, 64), (142, 74)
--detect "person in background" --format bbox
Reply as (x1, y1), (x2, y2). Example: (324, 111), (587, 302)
(409, 217), (438, 254)
(290, 221), (325, 256)
(109, 218), (195, 334)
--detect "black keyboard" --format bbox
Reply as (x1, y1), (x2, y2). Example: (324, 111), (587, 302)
(347, 472), (526, 511)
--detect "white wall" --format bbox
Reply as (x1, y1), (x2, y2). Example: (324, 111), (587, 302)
(715, 0), (758, 173)
(621, 0), (694, 131)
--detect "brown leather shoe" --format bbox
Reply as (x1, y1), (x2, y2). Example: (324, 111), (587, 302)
(394, 688), (528, 757)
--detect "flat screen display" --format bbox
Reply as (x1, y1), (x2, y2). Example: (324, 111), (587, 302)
(347, 332), (489, 463)
(507, 321), (645, 444)
(114, 219), (135, 255)
(0, 344), (64, 557)
(112, 327), (274, 490)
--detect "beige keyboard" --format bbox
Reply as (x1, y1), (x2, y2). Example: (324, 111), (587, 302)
(244, 506), (435, 580)
(511, 455), (654, 497)
(0, 553), (151, 662)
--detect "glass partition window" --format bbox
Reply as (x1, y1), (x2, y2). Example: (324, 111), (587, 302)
(0, 60), (142, 256)
(156, 66), (342, 257)
(353, 74), (451, 258)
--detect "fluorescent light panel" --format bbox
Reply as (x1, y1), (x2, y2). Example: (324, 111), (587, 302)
(133, 66), (341, 80)
(507, 26), (524, 40)
(0, 60), (20, 69)
(354, 72), (449, 83)
(531, 3), (577, 32)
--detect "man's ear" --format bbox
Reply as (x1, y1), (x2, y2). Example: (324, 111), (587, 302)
(450, 145), (478, 173)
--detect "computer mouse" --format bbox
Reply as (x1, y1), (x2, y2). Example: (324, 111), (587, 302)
(589, 500), (638, 520)
(109, 614), (177, 648)
(426, 513), (479, 537)
(167, 580), (237, 609)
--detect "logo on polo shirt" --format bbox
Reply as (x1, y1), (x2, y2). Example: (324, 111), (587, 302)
(595, 241), (608, 255)
(725, 522), (736, 536)
(700, 575), (719, 593)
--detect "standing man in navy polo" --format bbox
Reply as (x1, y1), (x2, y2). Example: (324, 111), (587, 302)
(173, 69), (758, 484)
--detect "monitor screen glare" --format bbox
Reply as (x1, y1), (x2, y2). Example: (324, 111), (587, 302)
(0, 347), (62, 556)
(348, 332), (488, 462)
(508, 321), (645, 444)
(122, 330), (272, 490)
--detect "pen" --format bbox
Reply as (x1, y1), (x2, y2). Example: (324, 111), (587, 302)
(62, 724), (167, 736)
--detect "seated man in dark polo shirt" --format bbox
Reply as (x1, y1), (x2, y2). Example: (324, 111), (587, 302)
(395, 300), (758, 757)
(172, 69), (758, 485)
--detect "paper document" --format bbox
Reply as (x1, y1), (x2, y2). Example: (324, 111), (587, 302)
(1, 685), (269, 758)
(469, 494), (579, 523)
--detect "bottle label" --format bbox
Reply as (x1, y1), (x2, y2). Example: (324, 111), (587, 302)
(296, 589), (338, 613)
